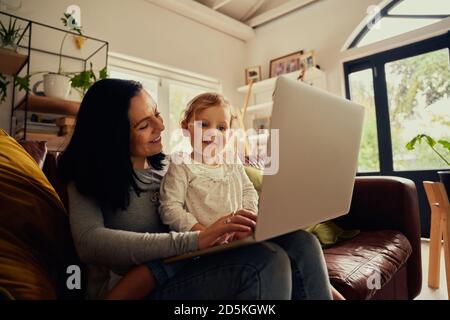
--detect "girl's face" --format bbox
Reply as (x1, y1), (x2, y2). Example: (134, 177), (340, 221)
(129, 89), (165, 165)
(183, 105), (231, 161)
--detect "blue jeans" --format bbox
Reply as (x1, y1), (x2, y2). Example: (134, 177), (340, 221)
(148, 230), (332, 300)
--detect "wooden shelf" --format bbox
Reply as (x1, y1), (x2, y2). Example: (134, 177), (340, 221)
(237, 67), (325, 94)
(15, 94), (80, 116)
(245, 102), (273, 113)
(0, 47), (28, 75)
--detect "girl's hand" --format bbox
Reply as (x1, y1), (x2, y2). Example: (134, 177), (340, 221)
(234, 209), (257, 224)
(230, 209), (257, 242)
(197, 213), (256, 250)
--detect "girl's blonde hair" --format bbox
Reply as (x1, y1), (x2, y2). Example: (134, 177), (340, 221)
(180, 92), (235, 128)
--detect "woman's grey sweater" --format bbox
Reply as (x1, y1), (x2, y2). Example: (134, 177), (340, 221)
(67, 168), (199, 297)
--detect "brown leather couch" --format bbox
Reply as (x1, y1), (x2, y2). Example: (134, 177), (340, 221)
(5, 143), (423, 300)
(326, 177), (422, 299)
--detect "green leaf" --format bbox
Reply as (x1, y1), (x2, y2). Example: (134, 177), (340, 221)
(13, 75), (30, 92)
(423, 134), (436, 148)
(99, 67), (108, 80)
(405, 135), (419, 150)
(438, 139), (450, 152)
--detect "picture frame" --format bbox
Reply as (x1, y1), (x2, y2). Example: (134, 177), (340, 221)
(269, 51), (303, 78)
(245, 65), (262, 85)
(299, 50), (316, 70)
(253, 116), (271, 132)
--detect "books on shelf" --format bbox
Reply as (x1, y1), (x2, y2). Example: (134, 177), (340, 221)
(56, 116), (76, 126)
(16, 121), (60, 135)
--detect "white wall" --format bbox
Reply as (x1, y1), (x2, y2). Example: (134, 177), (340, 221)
(246, 0), (381, 96)
(0, 0), (247, 131)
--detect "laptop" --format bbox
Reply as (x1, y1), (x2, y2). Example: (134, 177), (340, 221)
(164, 76), (365, 263)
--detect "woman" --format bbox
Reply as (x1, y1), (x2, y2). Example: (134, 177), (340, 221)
(58, 79), (332, 300)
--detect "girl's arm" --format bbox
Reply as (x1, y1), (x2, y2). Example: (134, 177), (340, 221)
(68, 182), (199, 270)
(238, 165), (259, 214)
(159, 162), (200, 232)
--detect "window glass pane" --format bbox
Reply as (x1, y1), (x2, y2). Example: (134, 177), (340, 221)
(358, 17), (440, 47)
(109, 68), (158, 102)
(348, 69), (381, 172)
(389, 0), (450, 15)
(385, 49), (450, 171)
(168, 83), (209, 153)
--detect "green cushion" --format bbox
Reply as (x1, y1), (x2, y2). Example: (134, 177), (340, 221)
(244, 165), (263, 193)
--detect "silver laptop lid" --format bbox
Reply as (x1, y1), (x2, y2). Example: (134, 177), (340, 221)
(255, 76), (365, 241)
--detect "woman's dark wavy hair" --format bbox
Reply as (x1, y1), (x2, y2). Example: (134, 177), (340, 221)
(58, 78), (165, 211)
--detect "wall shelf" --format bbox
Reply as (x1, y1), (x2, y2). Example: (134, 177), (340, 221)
(237, 67), (327, 129)
(1, 10), (108, 150)
(0, 48), (28, 75)
(246, 102), (273, 113)
(14, 95), (80, 116)
(237, 67), (326, 94)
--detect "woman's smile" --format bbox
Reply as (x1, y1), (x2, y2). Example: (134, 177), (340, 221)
(150, 136), (162, 144)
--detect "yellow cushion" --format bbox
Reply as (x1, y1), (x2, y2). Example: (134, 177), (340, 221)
(0, 129), (68, 299)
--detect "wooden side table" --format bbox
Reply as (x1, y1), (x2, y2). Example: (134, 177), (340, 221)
(423, 181), (450, 298)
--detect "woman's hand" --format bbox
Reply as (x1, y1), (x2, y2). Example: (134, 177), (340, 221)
(197, 213), (256, 250)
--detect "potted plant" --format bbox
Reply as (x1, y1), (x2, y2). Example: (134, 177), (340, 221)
(34, 13), (84, 99)
(0, 18), (30, 103)
(32, 13), (107, 99)
(0, 18), (22, 51)
(406, 134), (450, 195)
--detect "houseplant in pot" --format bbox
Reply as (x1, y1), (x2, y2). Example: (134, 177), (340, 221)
(0, 18), (31, 103)
(406, 134), (450, 195)
(32, 13), (107, 99)
(0, 17), (22, 51)
(33, 13), (84, 100)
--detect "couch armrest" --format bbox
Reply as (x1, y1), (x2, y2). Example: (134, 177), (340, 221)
(332, 176), (422, 299)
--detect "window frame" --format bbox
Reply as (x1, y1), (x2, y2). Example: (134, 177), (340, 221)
(348, 0), (450, 49)
(343, 31), (450, 237)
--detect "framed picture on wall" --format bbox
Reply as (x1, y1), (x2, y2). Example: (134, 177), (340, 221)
(253, 116), (271, 132)
(269, 50), (304, 78)
(300, 50), (317, 70)
(245, 65), (262, 85)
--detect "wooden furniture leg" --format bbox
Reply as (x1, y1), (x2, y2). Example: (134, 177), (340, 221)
(423, 181), (450, 298)
(424, 182), (443, 288)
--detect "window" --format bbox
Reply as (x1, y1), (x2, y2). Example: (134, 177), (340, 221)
(347, 0), (450, 49)
(167, 81), (211, 153)
(348, 69), (380, 172)
(109, 67), (159, 102)
(108, 53), (221, 154)
(343, 0), (450, 238)
(385, 48), (450, 171)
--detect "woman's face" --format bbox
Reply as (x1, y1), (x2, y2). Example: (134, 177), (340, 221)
(129, 89), (165, 161)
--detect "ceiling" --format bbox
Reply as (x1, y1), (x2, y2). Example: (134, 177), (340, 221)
(194, 0), (292, 24)
(146, 0), (319, 40)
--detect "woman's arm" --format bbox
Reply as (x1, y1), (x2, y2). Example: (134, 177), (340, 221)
(159, 163), (200, 232)
(68, 182), (199, 270)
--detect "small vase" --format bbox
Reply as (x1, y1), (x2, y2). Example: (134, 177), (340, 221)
(437, 170), (450, 198)
(0, 43), (18, 52)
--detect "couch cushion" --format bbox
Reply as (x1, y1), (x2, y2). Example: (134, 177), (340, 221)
(324, 230), (412, 300)
(0, 129), (68, 299)
(17, 141), (47, 169)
